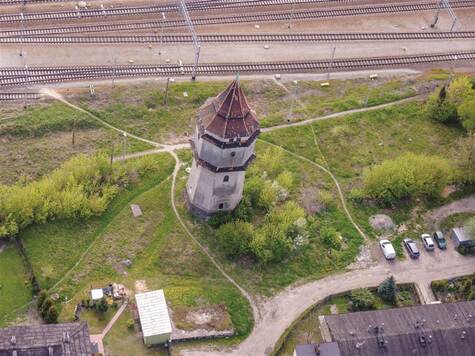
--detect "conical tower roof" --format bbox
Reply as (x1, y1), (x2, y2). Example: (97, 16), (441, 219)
(198, 80), (260, 141)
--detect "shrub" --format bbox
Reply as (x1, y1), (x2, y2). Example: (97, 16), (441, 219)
(37, 290), (47, 310)
(44, 305), (59, 324)
(350, 288), (376, 311)
(447, 75), (474, 108)
(362, 153), (451, 205)
(425, 86), (457, 123)
(396, 290), (414, 307)
(458, 98), (475, 131)
(348, 188), (365, 204)
(126, 319), (135, 330)
(461, 278), (472, 297)
(320, 226), (341, 250)
(216, 221), (254, 258)
(431, 279), (449, 292)
(0, 154), (161, 239)
(97, 298), (109, 313)
(377, 276), (397, 304)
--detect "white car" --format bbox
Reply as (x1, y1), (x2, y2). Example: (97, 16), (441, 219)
(379, 239), (396, 260)
(421, 234), (435, 251)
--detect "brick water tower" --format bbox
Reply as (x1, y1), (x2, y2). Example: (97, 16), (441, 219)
(186, 79), (260, 218)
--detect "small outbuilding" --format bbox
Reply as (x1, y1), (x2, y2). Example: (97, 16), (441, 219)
(136, 289), (172, 345)
(451, 227), (475, 248)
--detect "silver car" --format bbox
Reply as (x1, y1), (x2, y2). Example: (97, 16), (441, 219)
(421, 234), (435, 251)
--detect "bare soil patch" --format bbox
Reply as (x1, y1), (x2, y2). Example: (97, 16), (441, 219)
(173, 305), (232, 332)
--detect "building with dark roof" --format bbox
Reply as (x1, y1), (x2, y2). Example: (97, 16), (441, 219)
(295, 301), (475, 356)
(0, 322), (94, 356)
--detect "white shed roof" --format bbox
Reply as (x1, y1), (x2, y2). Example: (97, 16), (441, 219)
(135, 290), (172, 338)
(91, 288), (104, 300)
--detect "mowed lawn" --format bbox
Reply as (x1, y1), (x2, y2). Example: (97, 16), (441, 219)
(0, 244), (32, 326)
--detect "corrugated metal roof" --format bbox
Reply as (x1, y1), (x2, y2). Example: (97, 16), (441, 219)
(135, 290), (172, 338)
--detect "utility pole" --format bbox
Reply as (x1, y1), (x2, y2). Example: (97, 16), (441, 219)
(177, 0), (201, 80)
(431, 0), (459, 31)
(159, 12), (166, 57)
(287, 80), (298, 123)
(288, 0), (297, 31)
(164, 77), (175, 107)
(327, 47), (336, 81)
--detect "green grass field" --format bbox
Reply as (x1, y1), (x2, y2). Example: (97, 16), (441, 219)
(0, 244), (32, 326)
(176, 141), (364, 296)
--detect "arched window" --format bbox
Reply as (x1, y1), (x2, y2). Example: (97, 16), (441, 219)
(223, 175), (229, 183)
(230, 151), (236, 157)
(218, 203), (224, 210)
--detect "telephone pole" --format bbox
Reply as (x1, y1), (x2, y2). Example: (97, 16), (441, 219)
(177, 0), (201, 80)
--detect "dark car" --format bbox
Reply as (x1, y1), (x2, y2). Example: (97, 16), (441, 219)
(432, 231), (447, 249)
(403, 238), (420, 258)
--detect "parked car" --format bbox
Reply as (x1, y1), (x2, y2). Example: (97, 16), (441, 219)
(379, 239), (396, 260)
(421, 234), (435, 251)
(403, 238), (420, 258)
(432, 231), (447, 249)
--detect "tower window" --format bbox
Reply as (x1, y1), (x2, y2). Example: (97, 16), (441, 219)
(218, 203), (224, 210)
(223, 175), (229, 182)
(230, 151), (236, 157)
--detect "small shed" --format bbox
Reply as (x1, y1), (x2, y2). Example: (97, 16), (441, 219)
(136, 289), (172, 345)
(91, 288), (104, 301)
(451, 227), (474, 248)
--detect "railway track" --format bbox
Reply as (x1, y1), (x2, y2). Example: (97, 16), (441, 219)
(1, 0), (475, 24)
(0, 0), (368, 23)
(1, 31), (475, 43)
(0, 92), (40, 100)
(2, 1), (474, 36)
(1, 50), (474, 88)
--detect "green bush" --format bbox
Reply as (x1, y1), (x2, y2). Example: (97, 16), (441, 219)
(453, 134), (475, 185)
(216, 221), (254, 258)
(97, 298), (109, 313)
(459, 98), (475, 131)
(126, 319), (135, 330)
(461, 278), (472, 297)
(425, 86), (457, 123)
(320, 226), (341, 250)
(44, 305), (59, 324)
(396, 290), (414, 307)
(431, 279), (449, 292)
(350, 288), (376, 311)
(377, 276), (397, 304)
(0, 154), (162, 238)
(362, 153), (451, 205)
(37, 290), (47, 310)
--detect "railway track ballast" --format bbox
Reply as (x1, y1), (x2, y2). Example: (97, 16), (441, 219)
(1, 51), (474, 88)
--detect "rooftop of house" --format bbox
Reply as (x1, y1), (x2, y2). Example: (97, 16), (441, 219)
(0, 322), (93, 356)
(296, 301), (475, 356)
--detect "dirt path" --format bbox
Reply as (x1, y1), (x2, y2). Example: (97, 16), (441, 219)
(261, 95), (422, 133)
(425, 194), (475, 228)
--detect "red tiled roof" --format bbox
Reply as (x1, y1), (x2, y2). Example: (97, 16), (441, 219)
(198, 80), (260, 140)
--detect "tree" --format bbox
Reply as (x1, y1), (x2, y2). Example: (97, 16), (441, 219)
(216, 221), (254, 258)
(453, 134), (475, 184)
(350, 288), (376, 311)
(425, 86), (457, 123)
(44, 305), (59, 324)
(458, 98), (475, 131)
(362, 153), (451, 205)
(97, 298), (109, 313)
(378, 276), (397, 304)
(447, 75), (475, 108)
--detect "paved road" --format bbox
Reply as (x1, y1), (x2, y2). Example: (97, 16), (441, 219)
(182, 243), (474, 356)
(425, 194), (475, 228)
